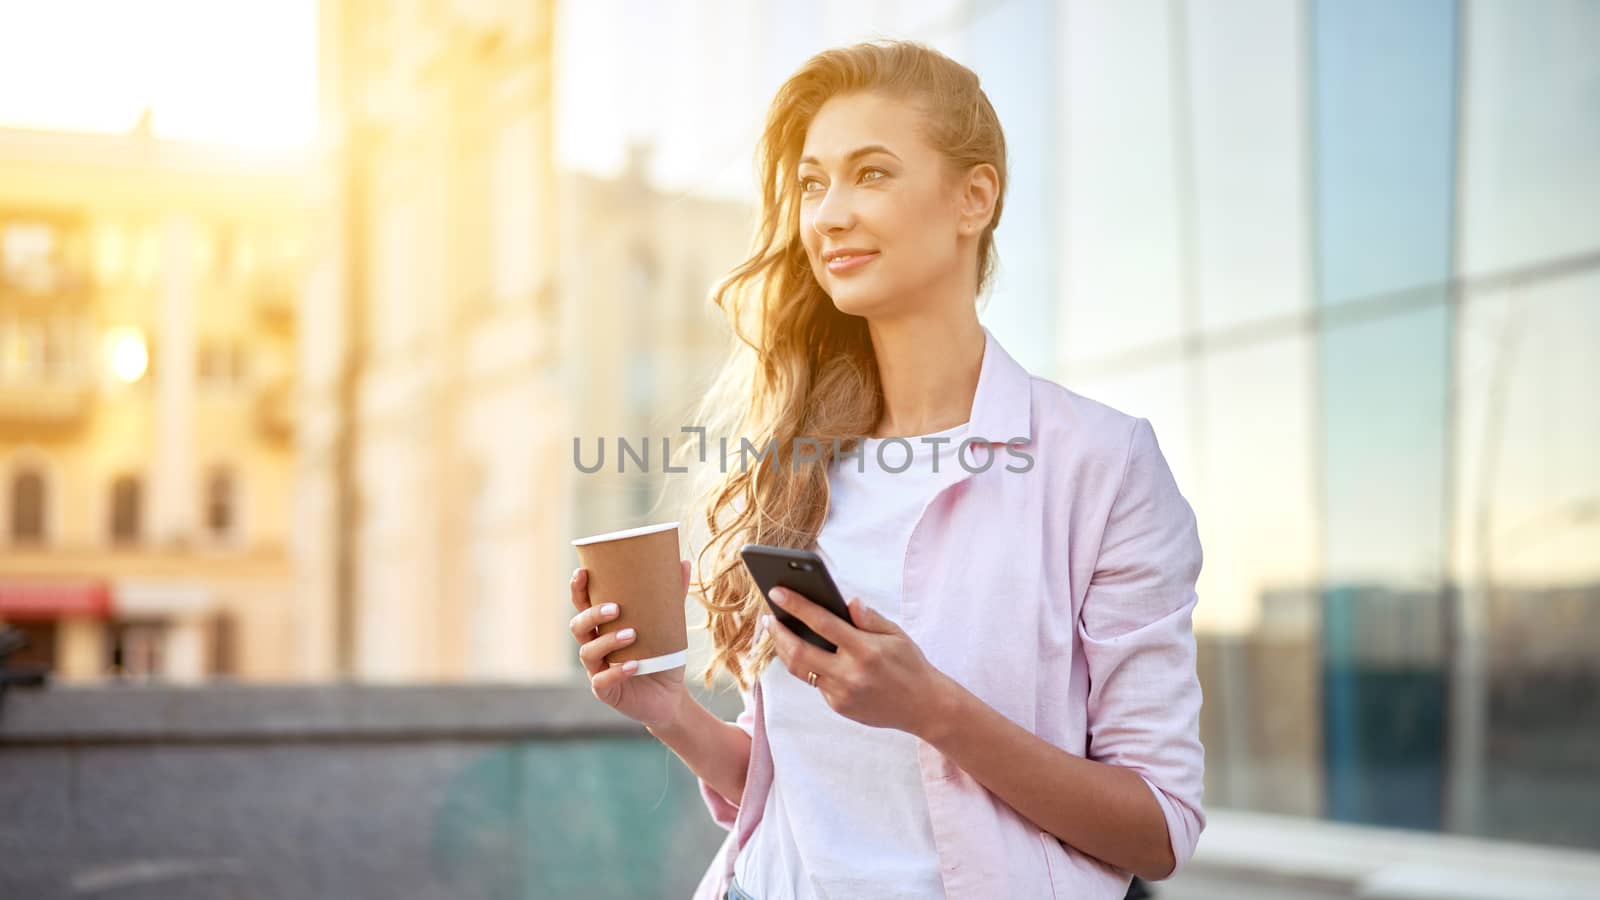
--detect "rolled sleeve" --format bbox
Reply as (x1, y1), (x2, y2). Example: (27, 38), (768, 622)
(697, 677), (758, 831)
(1076, 417), (1207, 878)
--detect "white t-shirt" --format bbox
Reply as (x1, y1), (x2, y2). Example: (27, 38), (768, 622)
(733, 420), (970, 899)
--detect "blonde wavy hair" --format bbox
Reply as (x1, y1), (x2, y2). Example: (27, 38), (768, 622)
(682, 39), (1009, 692)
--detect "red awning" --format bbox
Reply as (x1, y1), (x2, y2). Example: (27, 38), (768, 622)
(0, 580), (113, 620)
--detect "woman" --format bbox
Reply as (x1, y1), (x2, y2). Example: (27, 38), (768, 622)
(568, 40), (1205, 899)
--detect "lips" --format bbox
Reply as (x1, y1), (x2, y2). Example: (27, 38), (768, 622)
(825, 251), (880, 273)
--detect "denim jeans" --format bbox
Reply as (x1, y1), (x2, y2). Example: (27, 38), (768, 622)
(726, 872), (758, 900)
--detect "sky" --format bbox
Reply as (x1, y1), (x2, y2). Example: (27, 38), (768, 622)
(551, 0), (977, 199)
(0, 0), (317, 149)
(0, 0), (964, 194)
(0, 0), (792, 196)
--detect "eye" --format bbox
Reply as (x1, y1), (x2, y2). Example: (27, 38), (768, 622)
(800, 165), (889, 193)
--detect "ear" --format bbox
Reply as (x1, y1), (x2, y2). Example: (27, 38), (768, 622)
(959, 161), (1000, 233)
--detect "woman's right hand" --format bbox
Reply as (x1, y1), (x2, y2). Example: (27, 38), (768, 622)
(569, 560), (692, 730)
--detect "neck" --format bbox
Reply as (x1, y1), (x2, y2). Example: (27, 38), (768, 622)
(865, 310), (984, 439)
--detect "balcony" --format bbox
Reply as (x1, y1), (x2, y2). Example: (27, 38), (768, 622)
(0, 216), (92, 307)
(0, 379), (93, 426)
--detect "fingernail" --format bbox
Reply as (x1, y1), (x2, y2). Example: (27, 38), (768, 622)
(600, 603), (618, 617)
(618, 627), (636, 640)
(761, 614), (773, 629)
(623, 660), (639, 673)
(770, 588), (787, 605)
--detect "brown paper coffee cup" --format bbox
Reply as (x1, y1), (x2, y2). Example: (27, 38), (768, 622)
(571, 521), (687, 675)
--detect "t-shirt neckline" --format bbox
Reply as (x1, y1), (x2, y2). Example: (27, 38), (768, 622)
(861, 420), (970, 446)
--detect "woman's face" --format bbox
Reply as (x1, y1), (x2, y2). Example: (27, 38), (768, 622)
(797, 91), (978, 317)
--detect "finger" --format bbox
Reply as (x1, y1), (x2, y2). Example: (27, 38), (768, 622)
(765, 614), (789, 666)
(568, 598), (620, 643)
(590, 659), (639, 694)
(579, 626), (637, 674)
(680, 559), (691, 593)
(766, 613), (839, 683)
(847, 597), (898, 634)
(769, 587), (862, 654)
(569, 567), (591, 614)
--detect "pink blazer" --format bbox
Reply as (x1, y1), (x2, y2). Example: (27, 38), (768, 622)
(691, 324), (1206, 899)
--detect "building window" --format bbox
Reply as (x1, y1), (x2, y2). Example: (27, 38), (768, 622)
(205, 468), (235, 540)
(209, 611), (236, 677)
(626, 249), (658, 421)
(13, 321), (44, 381)
(10, 468), (46, 544)
(93, 221), (128, 283)
(198, 339), (249, 389)
(215, 226), (234, 278)
(631, 479), (656, 518)
(110, 475), (142, 544)
(1, 222), (58, 294)
(198, 340), (223, 381)
(230, 340), (249, 385)
(108, 619), (168, 679)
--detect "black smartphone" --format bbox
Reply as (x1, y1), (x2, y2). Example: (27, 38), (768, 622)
(739, 543), (854, 653)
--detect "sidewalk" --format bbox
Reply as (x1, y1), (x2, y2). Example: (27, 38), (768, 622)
(1161, 809), (1600, 900)
(1162, 870), (1348, 900)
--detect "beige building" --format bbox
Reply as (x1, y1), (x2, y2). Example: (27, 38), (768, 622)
(302, 0), (753, 683)
(297, 0), (567, 682)
(0, 125), (306, 682)
(560, 142), (754, 547)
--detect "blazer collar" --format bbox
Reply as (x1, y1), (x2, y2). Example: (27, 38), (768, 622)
(966, 324), (1034, 448)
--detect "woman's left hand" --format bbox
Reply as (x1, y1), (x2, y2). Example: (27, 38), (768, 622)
(763, 586), (952, 736)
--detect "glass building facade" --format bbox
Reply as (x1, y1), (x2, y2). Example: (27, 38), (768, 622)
(1030, 0), (1600, 849)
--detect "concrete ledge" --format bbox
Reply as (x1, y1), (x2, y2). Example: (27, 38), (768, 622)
(0, 681), (745, 898)
(0, 682), (745, 744)
(1191, 809), (1600, 900)
(11, 685), (1595, 898)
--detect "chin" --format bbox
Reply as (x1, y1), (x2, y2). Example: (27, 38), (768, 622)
(828, 289), (884, 318)
(832, 293), (883, 317)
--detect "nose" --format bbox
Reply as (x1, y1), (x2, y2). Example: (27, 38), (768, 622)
(811, 183), (855, 237)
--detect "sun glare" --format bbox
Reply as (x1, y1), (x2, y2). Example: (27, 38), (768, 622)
(105, 327), (150, 384)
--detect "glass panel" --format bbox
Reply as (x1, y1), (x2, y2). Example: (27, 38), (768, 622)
(1060, 0), (1185, 363)
(967, 0), (1058, 375)
(1319, 303), (1451, 585)
(1452, 271), (1600, 848)
(1194, 334), (1321, 818)
(1197, 335), (1319, 636)
(1313, 0), (1458, 307)
(1458, 2), (1600, 279)
(1307, 0), (1459, 835)
(1188, 0), (1312, 334)
(1315, 300), (1453, 833)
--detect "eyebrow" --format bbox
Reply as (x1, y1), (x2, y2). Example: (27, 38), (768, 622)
(798, 144), (901, 167)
